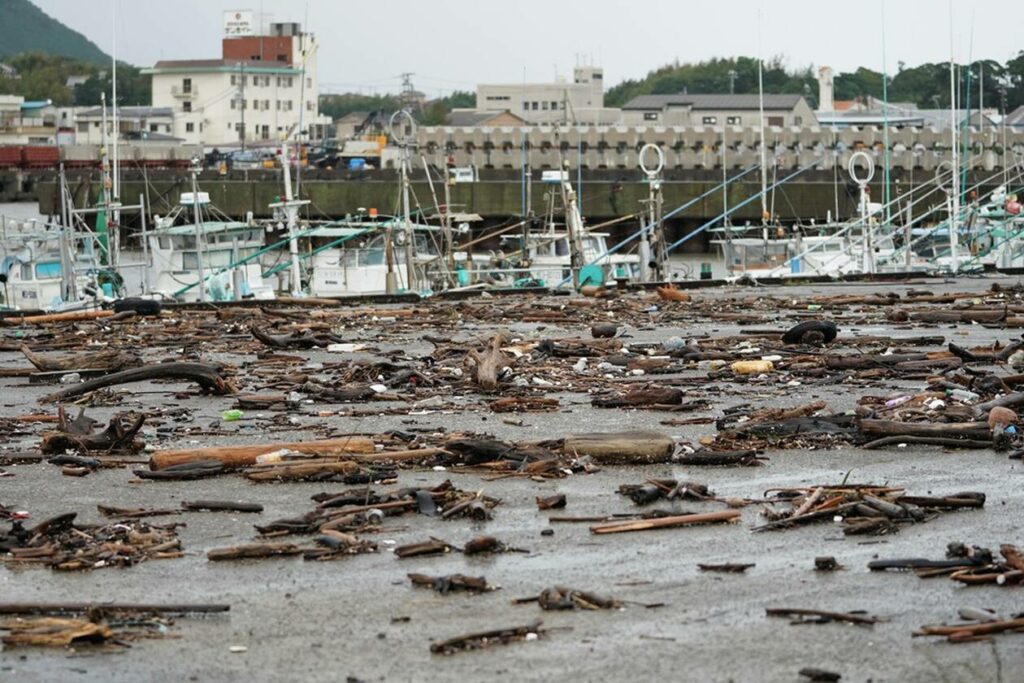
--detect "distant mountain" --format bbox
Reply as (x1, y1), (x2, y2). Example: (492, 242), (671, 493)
(0, 0), (109, 65)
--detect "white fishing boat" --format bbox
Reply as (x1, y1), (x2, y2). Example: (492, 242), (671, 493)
(145, 192), (275, 302)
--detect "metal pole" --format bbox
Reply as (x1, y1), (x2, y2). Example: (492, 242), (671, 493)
(190, 167), (206, 302)
(401, 147), (416, 291)
(948, 0), (960, 273)
(139, 193), (149, 294)
(281, 149), (303, 295)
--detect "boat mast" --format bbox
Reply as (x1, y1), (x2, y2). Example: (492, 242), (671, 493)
(277, 146), (307, 296)
(757, 11), (768, 226)
(189, 158), (206, 303)
(948, 0), (960, 273)
(111, 1), (120, 268)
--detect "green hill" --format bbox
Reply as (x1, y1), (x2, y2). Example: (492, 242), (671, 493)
(0, 0), (109, 65)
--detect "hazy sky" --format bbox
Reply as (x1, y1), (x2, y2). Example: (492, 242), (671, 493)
(31, 0), (1022, 97)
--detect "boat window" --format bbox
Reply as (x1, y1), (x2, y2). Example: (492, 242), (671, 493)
(158, 237), (172, 250)
(359, 247), (385, 266)
(35, 261), (61, 279)
(341, 249), (357, 267)
(20, 263), (33, 280)
(206, 250), (234, 267)
(182, 251), (198, 270)
(555, 239), (569, 256)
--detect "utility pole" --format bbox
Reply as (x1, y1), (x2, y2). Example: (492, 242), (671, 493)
(239, 63), (247, 151)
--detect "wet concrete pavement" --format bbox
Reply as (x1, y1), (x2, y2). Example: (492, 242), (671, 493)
(2, 276), (1024, 682)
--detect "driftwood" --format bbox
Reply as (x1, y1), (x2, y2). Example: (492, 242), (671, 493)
(0, 603), (229, 615)
(40, 408), (146, 454)
(42, 362), (235, 402)
(251, 325), (343, 349)
(206, 543), (302, 561)
(429, 620), (544, 655)
(590, 509), (741, 534)
(18, 310), (115, 325)
(563, 430), (674, 464)
(149, 436), (376, 470)
(181, 500), (264, 513)
(862, 436), (992, 449)
(915, 617), (1024, 642)
(20, 344), (139, 372)
(858, 419), (991, 440)
(244, 461), (362, 482)
(766, 607), (883, 626)
(467, 334), (511, 391)
(676, 449), (765, 466)
(408, 573), (492, 594)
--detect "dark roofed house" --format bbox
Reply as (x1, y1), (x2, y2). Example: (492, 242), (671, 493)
(621, 93), (817, 127)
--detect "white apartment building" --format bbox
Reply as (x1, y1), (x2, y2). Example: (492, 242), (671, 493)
(143, 21), (330, 147)
(470, 65), (620, 125)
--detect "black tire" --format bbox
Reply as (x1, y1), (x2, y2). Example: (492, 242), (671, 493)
(113, 297), (162, 316)
(782, 320), (837, 345)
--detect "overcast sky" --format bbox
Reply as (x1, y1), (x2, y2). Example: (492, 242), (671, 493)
(32, 0), (1021, 97)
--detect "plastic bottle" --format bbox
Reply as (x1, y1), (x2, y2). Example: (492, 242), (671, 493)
(947, 388), (980, 404)
(221, 409), (244, 421)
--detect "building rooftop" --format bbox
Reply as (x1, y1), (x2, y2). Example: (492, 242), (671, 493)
(144, 59), (299, 74)
(78, 106), (174, 119)
(622, 93), (806, 111)
(445, 110), (526, 127)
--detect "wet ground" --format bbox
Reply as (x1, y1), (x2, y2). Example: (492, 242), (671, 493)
(2, 276), (1024, 682)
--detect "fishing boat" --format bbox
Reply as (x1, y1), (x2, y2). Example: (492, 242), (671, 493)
(145, 192), (275, 302)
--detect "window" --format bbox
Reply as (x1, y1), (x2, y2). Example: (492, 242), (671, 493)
(531, 101), (538, 110)
(794, 116), (802, 125)
(77, 122), (88, 133)
(767, 116), (784, 127)
(487, 95), (510, 101)
(702, 116), (717, 124)
(726, 116), (741, 125)
(306, 101), (313, 111)
(227, 122), (233, 130)
(263, 99), (270, 110)
(551, 101), (558, 110)
(277, 53), (287, 62)
(182, 78), (191, 93)
(643, 112), (659, 121)
(542, 102), (549, 110)
(183, 101), (192, 112)
(252, 100), (258, 110)
(522, 102), (529, 111)
(276, 100), (281, 111)
(231, 100), (236, 110)
(231, 75), (236, 86)
(306, 77), (311, 88)
(185, 122), (194, 132)
(149, 124), (158, 132)
(260, 124), (269, 140)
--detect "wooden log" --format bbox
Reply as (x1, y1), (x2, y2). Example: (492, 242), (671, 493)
(244, 461), (361, 482)
(590, 509), (740, 534)
(563, 430), (674, 464)
(862, 436), (992, 449)
(766, 607), (882, 626)
(858, 419), (991, 440)
(181, 501), (264, 513)
(0, 603), (229, 615)
(149, 436), (376, 470)
(19, 345), (138, 372)
(18, 310), (115, 325)
(207, 543), (302, 561)
(42, 362), (235, 402)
